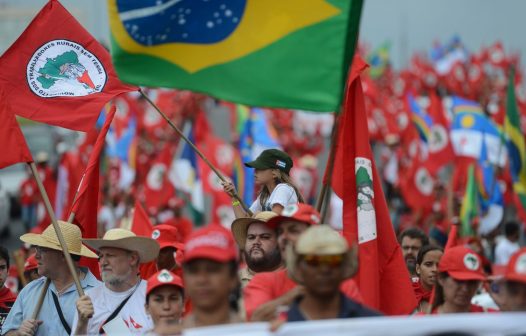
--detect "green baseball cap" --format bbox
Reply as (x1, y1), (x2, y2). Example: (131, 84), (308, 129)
(244, 149), (293, 174)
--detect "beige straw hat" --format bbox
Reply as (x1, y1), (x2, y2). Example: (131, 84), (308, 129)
(287, 225), (358, 284)
(20, 221), (98, 258)
(231, 211), (278, 248)
(83, 228), (160, 263)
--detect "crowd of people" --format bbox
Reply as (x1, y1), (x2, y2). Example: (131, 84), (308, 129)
(0, 148), (524, 335)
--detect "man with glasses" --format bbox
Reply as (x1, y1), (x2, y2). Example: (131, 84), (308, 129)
(2, 222), (100, 336)
(285, 225), (380, 321)
(398, 228), (429, 278)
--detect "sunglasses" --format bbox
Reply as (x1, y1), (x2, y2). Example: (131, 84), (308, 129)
(301, 254), (344, 268)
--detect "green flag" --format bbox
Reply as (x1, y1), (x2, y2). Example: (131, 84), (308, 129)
(107, 0), (363, 112)
(460, 164), (477, 237)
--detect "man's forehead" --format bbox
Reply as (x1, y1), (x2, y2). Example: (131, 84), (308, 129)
(0, 258), (7, 265)
(99, 246), (131, 254)
(401, 236), (423, 246)
(247, 222), (275, 234)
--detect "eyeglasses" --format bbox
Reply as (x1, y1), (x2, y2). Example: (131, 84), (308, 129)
(34, 246), (54, 255)
(301, 254), (344, 268)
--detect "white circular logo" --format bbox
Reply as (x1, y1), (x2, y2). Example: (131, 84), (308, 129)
(415, 167), (434, 196)
(157, 270), (174, 283)
(463, 253), (480, 271)
(146, 163), (166, 191)
(151, 229), (161, 240)
(27, 40), (107, 97)
(282, 204), (299, 217)
(428, 125), (448, 152)
(515, 254), (526, 274)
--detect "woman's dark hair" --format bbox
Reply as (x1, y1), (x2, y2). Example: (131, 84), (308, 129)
(417, 245), (443, 266)
(430, 272), (449, 311)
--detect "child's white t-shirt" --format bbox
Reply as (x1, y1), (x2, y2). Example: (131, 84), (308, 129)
(249, 183), (298, 213)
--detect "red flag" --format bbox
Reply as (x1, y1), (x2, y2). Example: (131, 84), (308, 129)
(399, 158), (436, 211)
(69, 106), (117, 227)
(425, 90), (455, 174)
(0, 91), (33, 168)
(143, 143), (176, 214)
(0, 0), (136, 132)
(131, 200), (154, 237)
(332, 56), (417, 315)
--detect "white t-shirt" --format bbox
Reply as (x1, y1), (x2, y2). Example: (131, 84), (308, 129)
(249, 183), (298, 213)
(71, 280), (152, 335)
(495, 237), (520, 265)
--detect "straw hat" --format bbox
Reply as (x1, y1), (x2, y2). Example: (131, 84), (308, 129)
(20, 221), (98, 258)
(83, 228), (160, 263)
(231, 211), (278, 248)
(287, 225), (357, 284)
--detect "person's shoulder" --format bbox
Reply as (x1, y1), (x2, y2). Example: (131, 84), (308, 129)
(85, 282), (105, 297)
(341, 295), (383, 318)
(274, 183), (294, 192)
(18, 276), (47, 296)
(82, 268), (102, 288)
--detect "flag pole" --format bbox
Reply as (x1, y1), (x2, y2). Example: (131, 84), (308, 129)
(315, 112), (340, 219)
(139, 88), (253, 216)
(28, 162), (83, 295)
(30, 278), (50, 319)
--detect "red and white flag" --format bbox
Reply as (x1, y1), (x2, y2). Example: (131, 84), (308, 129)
(329, 56), (417, 315)
(0, 0), (136, 132)
(425, 90), (454, 174)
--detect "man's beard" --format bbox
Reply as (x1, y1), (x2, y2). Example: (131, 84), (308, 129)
(405, 256), (417, 275)
(244, 247), (282, 273)
(102, 268), (133, 287)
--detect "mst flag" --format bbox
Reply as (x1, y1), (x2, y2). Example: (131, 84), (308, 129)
(108, 0), (363, 111)
(331, 56), (416, 315)
(0, 90), (33, 169)
(0, 0), (136, 132)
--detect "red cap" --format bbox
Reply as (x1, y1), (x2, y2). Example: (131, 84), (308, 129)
(151, 224), (184, 251)
(503, 248), (526, 284)
(438, 246), (486, 281)
(183, 225), (238, 263)
(266, 203), (320, 229)
(146, 269), (184, 296)
(24, 254), (38, 272)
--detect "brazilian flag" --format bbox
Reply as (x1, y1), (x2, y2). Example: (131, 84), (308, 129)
(107, 0), (363, 112)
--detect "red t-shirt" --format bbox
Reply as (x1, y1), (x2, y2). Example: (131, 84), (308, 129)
(244, 268), (363, 320)
(19, 178), (37, 205)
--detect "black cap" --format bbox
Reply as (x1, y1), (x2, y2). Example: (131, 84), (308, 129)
(244, 149), (293, 174)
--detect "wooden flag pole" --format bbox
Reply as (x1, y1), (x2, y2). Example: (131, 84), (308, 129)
(139, 88), (253, 216)
(28, 162), (83, 295)
(315, 112), (340, 220)
(30, 278), (51, 320)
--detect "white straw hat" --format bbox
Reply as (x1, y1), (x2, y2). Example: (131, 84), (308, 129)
(83, 228), (160, 262)
(20, 221), (98, 258)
